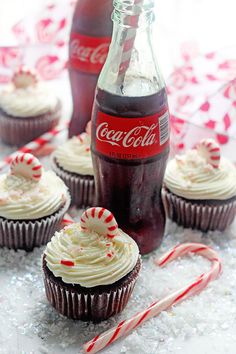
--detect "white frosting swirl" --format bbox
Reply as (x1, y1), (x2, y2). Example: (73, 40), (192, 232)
(0, 171), (69, 220)
(45, 223), (139, 287)
(0, 83), (58, 117)
(53, 134), (93, 176)
(164, 149), (236, 200)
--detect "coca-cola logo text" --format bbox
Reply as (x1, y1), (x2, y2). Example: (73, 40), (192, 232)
(69, 33), (111, 73)
(96, 122), (158, 148)
(95, 110), (169, 160)
(70, 39), (109, 65)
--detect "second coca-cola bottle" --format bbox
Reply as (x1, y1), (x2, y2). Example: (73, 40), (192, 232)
(91, 0), (170, 254)
(68, 0), (113, 137)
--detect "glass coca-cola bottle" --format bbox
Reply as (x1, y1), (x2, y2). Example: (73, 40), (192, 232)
(91, 0), (170, 254)
(68, 0), (113, 137)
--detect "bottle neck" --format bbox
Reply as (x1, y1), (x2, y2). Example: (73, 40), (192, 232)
(112, 0), (155, 28)
(98, 0), (165, 97)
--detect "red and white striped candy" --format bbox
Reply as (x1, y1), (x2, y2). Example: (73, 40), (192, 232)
(61, 213), (75, 228)
(0, 121), (68, 173)
(197, 138), (221, 168)
(80, 208), (118, 238)
(84, 243), (222, 354)
(10, 153), (42, 182)
(12, 66), (38, 89)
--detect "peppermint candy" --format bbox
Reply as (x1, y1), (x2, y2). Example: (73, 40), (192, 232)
(12, 66), (38, 89)
(80, 207), (118, 238)
(197, 139), (221, 168)
(10, 153), (43, 181)
(60, 260), (75, 267)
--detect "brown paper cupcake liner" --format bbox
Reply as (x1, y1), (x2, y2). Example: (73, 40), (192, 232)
(0, 100), (61, 146)
(51, 157), (95, 208)
(162, 188), (236, 232)
(0, 194), (70, 251)
(43, 257), (141, 322)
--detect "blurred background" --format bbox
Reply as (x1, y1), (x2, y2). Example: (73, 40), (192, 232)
(0, 0), (236, 158)
(1, 0), (236, 73)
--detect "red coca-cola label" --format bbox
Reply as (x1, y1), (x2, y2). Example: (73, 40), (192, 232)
(69, 32), (111, 74)
(95, 109), (170, 160)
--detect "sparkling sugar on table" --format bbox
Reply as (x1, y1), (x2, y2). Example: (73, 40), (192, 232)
(1, 217), (236, 353)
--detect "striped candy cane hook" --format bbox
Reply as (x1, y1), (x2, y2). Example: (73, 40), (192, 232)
(84, 243), (222, 354)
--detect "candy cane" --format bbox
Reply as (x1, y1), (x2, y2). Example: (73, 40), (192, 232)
(0, 121), (68, 172)
(84, 243), (222, 354)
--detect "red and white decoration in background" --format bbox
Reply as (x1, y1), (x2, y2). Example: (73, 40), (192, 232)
(0, 2), (235, 161)
(168, 45), (236, 161)
(0, 1), (76, 83)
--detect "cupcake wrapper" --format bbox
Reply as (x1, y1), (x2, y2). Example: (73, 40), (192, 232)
(0, 194), (70, 251)
(51, 157), (95, 208)
(162, 188), (236, 232)
(43, 272), (137, 322)
(0, 102), (61, 146)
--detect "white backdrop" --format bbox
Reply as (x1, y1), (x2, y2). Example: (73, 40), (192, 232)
(0, 0), (236, 76)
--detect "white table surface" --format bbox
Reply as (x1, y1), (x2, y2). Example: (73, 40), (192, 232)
(1, 214), (236, 354)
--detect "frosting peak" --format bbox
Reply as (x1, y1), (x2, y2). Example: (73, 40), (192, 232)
(0, 81), (58, 117)
(164, 147), (236, 200)
(45, 221), (139, 288)
(53, 134), (93, 176)
(0, 170), (69, 220)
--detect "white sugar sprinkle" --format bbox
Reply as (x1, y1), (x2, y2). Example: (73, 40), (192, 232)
(1, 218), (236, 353)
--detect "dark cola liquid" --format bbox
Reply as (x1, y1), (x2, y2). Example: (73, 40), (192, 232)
(91, 87), (169, 254)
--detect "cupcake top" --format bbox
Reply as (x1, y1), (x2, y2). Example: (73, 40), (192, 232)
(0, 153), (69, 220)
(164, 139), (236, 200)
(0, 67), (58, 118)
(45, 207), (139, 288)
(53, 133), (93, 176)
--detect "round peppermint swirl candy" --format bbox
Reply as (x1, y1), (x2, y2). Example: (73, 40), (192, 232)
(12, 66), (38, 89)
(197, 139), (221, 168)
(10, 153), (43, 182)
(81, 207), (118, 238)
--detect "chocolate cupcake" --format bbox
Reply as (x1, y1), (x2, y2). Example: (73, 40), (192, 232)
(0, 67), (61, 146)
(162, 139), (236, 232)
(0, 153), (70, 251)
(43, 207), (141, 322)
(51, 132), (94, 207)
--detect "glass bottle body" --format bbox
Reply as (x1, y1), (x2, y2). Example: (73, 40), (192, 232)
(91, 0), (170, 254)
(68, 0), (113, 137)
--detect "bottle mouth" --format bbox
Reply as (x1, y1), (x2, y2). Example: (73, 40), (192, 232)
(113, 0), (155, 26)
(113, 0), (155, 16)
